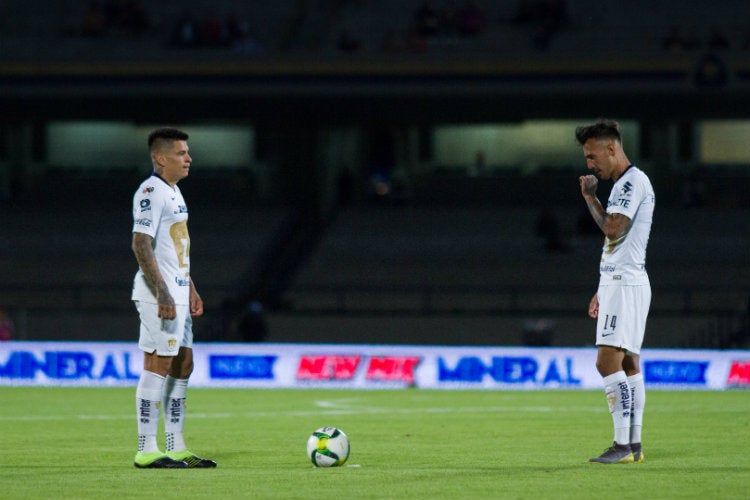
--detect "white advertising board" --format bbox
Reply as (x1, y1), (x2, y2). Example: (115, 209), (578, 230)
(1, 342), (748, 390)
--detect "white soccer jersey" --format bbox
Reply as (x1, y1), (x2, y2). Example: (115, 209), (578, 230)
(599, 165), (655, 285)
(131, 173), (191, 305)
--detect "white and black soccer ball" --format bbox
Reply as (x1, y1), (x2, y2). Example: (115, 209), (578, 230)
(306, 427), (350, 467)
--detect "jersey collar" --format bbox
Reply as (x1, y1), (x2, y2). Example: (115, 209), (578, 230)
(151, 172), (175, 189)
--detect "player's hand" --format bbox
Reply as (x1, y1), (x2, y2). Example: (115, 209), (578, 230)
(189, 281), (204, 317)
(158, 303), (177, 320)
(579, 175), (598, 198)
(588, 293), (599, 319)
(190, 293), (204, 317)
(157, 286), (177, 320)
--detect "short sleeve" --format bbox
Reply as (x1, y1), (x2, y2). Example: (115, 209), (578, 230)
(606, 175), (645, 220)
(132, 185), (161, 237)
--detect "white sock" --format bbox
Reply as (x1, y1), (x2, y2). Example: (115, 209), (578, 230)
(136, 370), (166, 454)
(602, 371), (632, 446)
(628, 372), (645, 444)
(163, 376), (189, 452)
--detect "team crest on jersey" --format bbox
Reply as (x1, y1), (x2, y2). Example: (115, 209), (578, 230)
(142, 186), (154, 193)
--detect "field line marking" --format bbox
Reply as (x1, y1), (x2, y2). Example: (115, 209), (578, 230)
(0, 405), (605, 422)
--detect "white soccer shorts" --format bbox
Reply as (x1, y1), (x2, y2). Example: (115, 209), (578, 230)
(595, 284), (651, 356)
(135, 301), (193, 356)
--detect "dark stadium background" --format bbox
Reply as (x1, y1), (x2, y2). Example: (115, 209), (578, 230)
(0, 0), (748, 348)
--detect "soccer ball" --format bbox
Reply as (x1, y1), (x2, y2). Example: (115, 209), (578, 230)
(306, 427), (350, 467)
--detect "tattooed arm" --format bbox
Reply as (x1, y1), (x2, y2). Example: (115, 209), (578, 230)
(579, 174), (631, 241)
(132, 232), (176, 320)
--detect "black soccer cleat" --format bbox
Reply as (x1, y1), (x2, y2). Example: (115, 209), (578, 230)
(588, 442), (634, 464)
(167, 451), (217, 468)
(134, 452), (188, 469)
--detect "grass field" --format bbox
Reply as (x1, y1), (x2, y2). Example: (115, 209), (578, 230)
(0, 387), (747, 499)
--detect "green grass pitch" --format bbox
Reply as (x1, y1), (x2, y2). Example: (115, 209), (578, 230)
(0, 387), (747, 499)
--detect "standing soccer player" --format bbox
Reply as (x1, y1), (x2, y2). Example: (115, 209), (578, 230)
(131, 127), (216, 468)
(576, 119), (655, 464)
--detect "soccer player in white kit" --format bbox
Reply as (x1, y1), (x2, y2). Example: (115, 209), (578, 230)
(576, 119), (655, 464)
(131, 127), (216, 468)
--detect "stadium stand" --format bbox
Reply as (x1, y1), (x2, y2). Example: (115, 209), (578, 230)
(0, 0), (748, 348)
(0, 0), (748, 62)
(0, 193), (290, 341)
(271, 202), (749, 347)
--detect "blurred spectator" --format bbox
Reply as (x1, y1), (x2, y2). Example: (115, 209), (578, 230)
(232, 26), (265, 55)
(682, 26), (702, 50)
(81, 1), (108, 37)
(223, 13), (246, 46)
(708, 27), (730, 50)
(693, 52), (729, 88)
(0, 308), (13, 341)
(458, 1), (485, 37)
(170, 11), (200, 48)
(280, 0), (310, 50)
(467, 150), (487, 177)
(662, 25), (685, 51)
(440, 1), (460, 38)
(513, 0), (566, 29)
(201, 13), (224, 47)
(381, 29), (428, 54)
(338, 30), (362, 52)
(118, 0), (151, 37)
(414, 2), (441, 37)
(78, 0), (151, 38)
(512, 0), (567, 50)
(664, 24), (701, 52)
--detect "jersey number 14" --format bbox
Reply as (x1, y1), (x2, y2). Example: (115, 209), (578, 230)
(603, 314), (617, 331)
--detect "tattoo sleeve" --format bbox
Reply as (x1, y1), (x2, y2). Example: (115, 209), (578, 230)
(584, 195), (607, 231)
(132, 233), (174, 305)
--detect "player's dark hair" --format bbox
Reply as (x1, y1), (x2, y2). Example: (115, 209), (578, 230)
(575, 119), (621, 146)
(148, 127), (189, 150)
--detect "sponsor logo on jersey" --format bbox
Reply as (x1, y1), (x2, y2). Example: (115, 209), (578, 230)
(174, 205), (188, 214)
(607, 198), (631, 209)
(134, 218), (151, 227)
(142, 186), (154, 193)
(139, 199), (151, 212)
